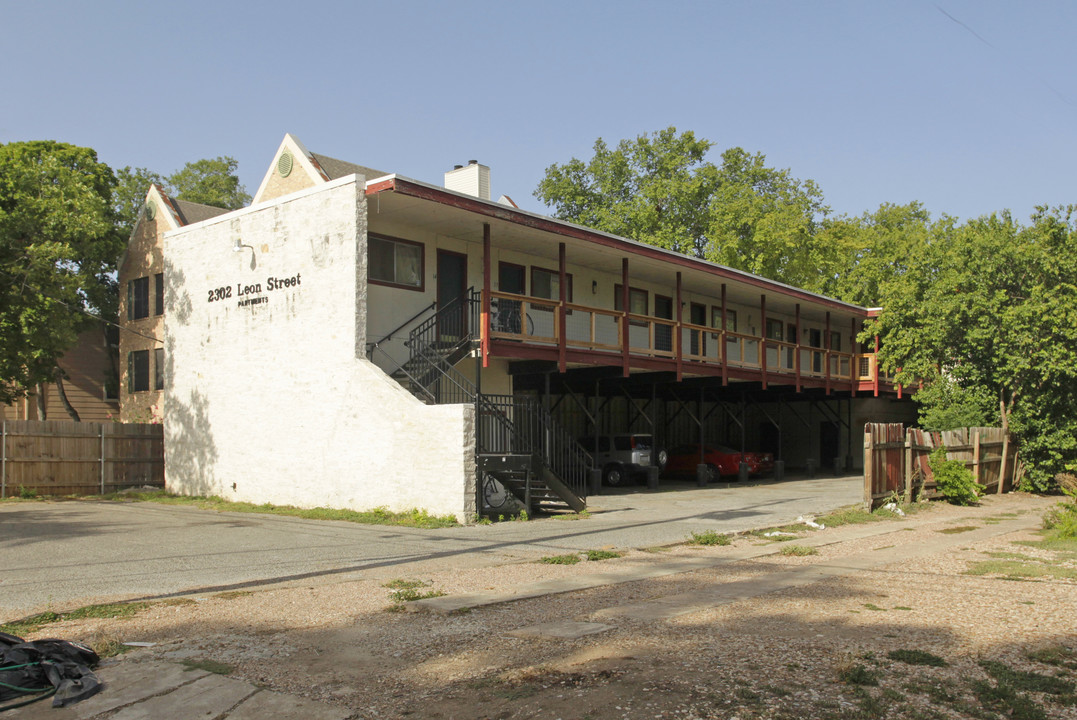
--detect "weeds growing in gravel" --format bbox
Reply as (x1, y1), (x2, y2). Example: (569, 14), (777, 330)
(539, 553), (581, 565)
(585, 550), (622, 561)
(688, 530), (732, 546)
(0, 602), (151, 637)
(888, 649), (949, 667)
(181, 659), (234, 675)
(778, 544), (818, 556)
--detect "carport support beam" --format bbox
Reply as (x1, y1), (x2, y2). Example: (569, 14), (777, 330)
(696, 385), (708, 486)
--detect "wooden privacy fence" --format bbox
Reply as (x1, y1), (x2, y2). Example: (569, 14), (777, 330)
(1, 420), (164, 497)
(864, 423), (1016, 507)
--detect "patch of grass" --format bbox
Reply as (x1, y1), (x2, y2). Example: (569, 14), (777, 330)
(640, 546), (671, 553)
(0, 601), (150, 636)
(816, 506), (881, 527)
(734, 687), (761, 703)
(862, 603), (887, 612)
(888, 649), (948, 667)
(91, 635), (133, 659)
(585, 549), (622, 561)
(181, 658), (234, 675)
(212, 591), (253, 600)
(965, 559), (1077, 581)
(18, 485), (38, 499)
(761, 683), (791, 697)
(778, 544), (818, 556)
(688, 530), (732, 546)
(383, 578), (446, 604)
(99, 491), (459, 528)
(555, 509), (591, 521)
(972, 678), (1047, 720)
(893, 606), (913, 611)
(938, 525), (979, 534)
(1027, 645), (1077, 669)
(903, 679), (958, 704)
(980, 660), (1075, 695)
(837, 661), (879, 686)
(539, 553), (581, 565)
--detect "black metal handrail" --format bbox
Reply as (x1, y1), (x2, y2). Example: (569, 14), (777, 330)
(366, 300), (438, 358)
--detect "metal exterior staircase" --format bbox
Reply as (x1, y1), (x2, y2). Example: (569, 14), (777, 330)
(369, 289), (591, 514)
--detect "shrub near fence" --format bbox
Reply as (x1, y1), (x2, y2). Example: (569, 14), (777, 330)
(0, 420), (164, 497)
(864, 423), (1016, 507)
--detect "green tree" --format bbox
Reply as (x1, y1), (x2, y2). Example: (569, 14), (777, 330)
(536, 128), (833, 288)
(114, 166), (166, 237)
(168, 156), (250, 210)
(535, 128), (719, 257)
(0, 141), (123, 414)
(869, 207), (1077, 491)
(705, 147), (831, 290)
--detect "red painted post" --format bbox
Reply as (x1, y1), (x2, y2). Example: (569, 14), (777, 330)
(720, 284), (728, 386)
(558, 242), (567, 373)
(825, 311), (831, 395)
(760, 293), (768, 390)
(795, 303), (802, 393)
(874, 333), (880, 397)
(482, 223), (491, 368)
(675, 271), (683, 382)
(622, 258), (630, 378)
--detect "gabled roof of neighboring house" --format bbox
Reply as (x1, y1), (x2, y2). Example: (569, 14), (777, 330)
(309, 152), (388, 182)
(171, 198), (230, 226)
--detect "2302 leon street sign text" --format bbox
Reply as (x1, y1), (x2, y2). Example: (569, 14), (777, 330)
(206, 272), (302, 307)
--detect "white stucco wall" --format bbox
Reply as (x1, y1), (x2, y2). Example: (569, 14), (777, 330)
(162, 177), (476, 521)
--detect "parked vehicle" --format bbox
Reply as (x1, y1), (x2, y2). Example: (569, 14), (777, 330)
(663, 444), (774, 482)
(577, 433), (666, 486)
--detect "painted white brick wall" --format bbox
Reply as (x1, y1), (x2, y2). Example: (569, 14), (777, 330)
(162, 178), (476, 521)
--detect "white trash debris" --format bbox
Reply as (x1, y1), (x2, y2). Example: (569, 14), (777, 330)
(796, 515), (826, 529)
(882, 502), (906, 516)
(763, 531), (797, 537)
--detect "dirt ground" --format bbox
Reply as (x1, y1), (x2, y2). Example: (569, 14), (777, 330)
(33, 493), (1077, 720)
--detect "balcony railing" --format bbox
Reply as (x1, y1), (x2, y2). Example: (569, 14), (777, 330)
(486, 290), (881, 385)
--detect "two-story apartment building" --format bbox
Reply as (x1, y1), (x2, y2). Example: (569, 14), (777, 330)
(144, 134), (913, 521)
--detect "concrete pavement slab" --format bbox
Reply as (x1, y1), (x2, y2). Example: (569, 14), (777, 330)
(507, 621), (614, 639)
(107, 673), (256, 720)
(226, 688), (352, 720)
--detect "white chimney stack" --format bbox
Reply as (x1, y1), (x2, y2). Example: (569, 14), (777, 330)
(444, 159), (491, 200)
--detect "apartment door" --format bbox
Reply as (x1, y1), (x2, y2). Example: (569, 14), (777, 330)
(437, 250), (468, 343)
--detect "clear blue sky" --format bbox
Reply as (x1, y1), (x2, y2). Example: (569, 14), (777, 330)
(2, 1), (1073, 223)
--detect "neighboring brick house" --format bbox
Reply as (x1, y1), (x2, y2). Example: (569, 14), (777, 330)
(117, 185), (227, 422)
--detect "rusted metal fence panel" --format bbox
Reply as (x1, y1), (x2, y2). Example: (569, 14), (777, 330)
(864, 424), (1017, 507)
(0, 420), (164, 497)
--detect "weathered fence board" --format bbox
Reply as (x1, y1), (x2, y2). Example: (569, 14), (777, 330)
(1, 420), (163, 497)
(864, 423), (1017, 506)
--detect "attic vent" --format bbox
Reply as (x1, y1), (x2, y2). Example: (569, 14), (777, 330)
(278, 152), (294, 177)
(145, 200), (156, 220)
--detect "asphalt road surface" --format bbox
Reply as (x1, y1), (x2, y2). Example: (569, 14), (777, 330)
(0, 474), (861, 619)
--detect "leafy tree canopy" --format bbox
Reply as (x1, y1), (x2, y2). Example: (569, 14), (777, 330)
(0, 140), (123, 403)
(534, 127), (831, 289)
(868, 206), (1077, 490)
(113, 156), (249, 235)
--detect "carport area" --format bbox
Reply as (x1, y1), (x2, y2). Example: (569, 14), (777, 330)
(509, 363), (917, 486)
(0, 473), (862, 620)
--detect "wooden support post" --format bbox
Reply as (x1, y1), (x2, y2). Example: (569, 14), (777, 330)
(675, 271), (683, 382)
(621, 258), (630, 377)
(824, 311), (831, 395)
(904, 431), (913, 502)
(972, 430), (981, 487)
(760, 293), (768, 390)
(850, 318), (857, 397)
(795, 304), (802, 393)
(481, 224), (491, 368)
(100, 425), (106, 494)
(863, 429), (875, 507)
(873, 333), (880, 397)
(720, 284), (728, 386)
(558, 242), (567, 373)
(998, 398), (1010, 494)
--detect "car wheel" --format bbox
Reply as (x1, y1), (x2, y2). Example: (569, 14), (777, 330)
(656, 448), (669, 471)
(706, 464), (719, 483)
(604, 464), (626, 487)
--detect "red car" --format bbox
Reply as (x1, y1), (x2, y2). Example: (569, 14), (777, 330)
(664, 444), (774, 482)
